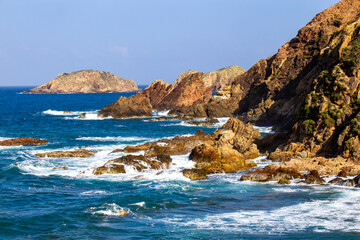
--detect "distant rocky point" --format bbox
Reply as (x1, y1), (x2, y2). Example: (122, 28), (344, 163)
(23, 70), (139, 93)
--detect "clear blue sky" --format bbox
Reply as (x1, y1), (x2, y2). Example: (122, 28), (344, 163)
(0, 0), (339, 86)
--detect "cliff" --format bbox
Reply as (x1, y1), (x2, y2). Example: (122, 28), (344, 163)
(24, 70), (139, 93)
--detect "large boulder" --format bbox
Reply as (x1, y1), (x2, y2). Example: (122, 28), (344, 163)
(98, 93), (152, 119)
(0, 137), (48, 146)
(23, 70), (138, 93)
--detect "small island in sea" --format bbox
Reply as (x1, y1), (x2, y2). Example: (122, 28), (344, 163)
(1, 0), (360, 239)
(23, 70), (139, 93)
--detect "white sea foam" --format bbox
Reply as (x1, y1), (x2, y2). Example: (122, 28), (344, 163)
(76, 136), (152, 142)
(162, 188), (360, 234)
(42, 109), (112, 120)
(80, 190), (109, 196)
(152, 110), (171, 116)
(89, 203), (129, 216)
(253, 125), (274, 134)
(129, 201), (145, 207)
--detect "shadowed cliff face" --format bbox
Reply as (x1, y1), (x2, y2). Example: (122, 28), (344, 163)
(24, 70), (139, 93)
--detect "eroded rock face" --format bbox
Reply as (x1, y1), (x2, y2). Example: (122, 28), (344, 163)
(0, 138), (48, 146)
(98, 93), (152, 119)
(93, 154), (172, 175)
(36, 149), (97, 158)
(24, 70), (139, 93)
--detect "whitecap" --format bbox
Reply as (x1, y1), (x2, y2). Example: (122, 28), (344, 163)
(80, 190), (108, 196)
(129, 201), (145, 207)
(89, 203), (129, 216)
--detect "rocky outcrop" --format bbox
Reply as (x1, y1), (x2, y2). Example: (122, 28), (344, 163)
(0, 138), (48, 146)
(24, 70), (138, 93)
(98, 93), (152, 119)
(183, 118), (261, 179)
(36, 149), (97, 158)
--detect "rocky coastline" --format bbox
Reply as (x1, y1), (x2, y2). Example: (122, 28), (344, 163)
(11, 0), (360, 188)
(91, 0), (360, 187)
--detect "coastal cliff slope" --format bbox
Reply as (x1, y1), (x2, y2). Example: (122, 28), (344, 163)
(24, 70), (139, 93)
(194, 0), (360, 128)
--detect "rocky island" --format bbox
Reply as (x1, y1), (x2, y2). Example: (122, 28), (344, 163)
(23, 70), (139, 93)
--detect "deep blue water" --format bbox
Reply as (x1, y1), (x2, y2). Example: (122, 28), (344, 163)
(1, 87), (360, 239)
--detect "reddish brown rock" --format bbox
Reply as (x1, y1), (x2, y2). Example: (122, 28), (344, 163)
(142, 79), (171, 106)
(98, 93), (152, 119)
(0, 137), (48, 146)
(156, 72), (212, 113)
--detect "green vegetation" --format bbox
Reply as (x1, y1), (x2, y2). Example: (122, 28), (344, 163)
(303, 120), (316, 135)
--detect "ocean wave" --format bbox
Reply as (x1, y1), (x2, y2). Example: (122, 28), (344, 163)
(162, 188), (360, 233)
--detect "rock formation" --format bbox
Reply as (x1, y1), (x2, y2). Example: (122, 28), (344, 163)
(97, 66), (243, 118)
(0, 138), (48, 146)
(182, 118), (261, 180)
(24, 70), (138, 93)
(98, 93), (152, 119)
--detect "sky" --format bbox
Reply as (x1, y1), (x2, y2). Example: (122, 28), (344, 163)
(0, 0), (340, 86)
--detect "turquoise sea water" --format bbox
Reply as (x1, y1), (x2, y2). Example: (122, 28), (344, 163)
(1, 87), (360, 239)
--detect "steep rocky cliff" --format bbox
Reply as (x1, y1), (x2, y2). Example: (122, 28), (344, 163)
(196, 0), (360, 130)
(24, 70), (139, 93)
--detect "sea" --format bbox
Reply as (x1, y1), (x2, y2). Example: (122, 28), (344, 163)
(0, 86), (359, 239)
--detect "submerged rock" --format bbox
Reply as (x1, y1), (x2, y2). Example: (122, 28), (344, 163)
(0, 137), (48, 146)
(36, 149), (97, 158)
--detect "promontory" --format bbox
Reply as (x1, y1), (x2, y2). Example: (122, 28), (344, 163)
(23, 70), (139, 93)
